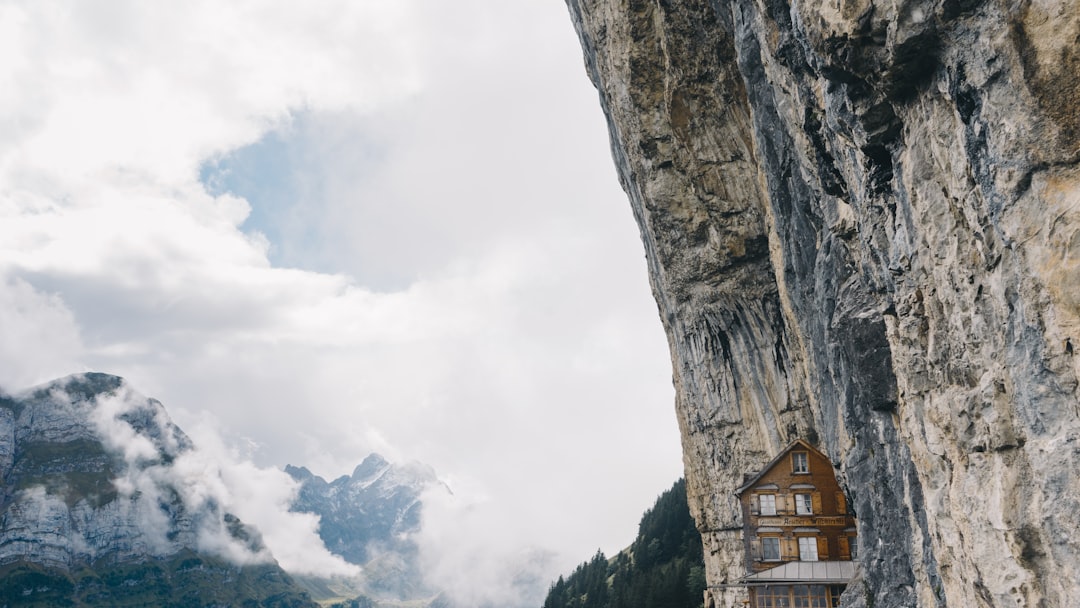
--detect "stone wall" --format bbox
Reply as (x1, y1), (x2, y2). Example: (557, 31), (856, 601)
(564, 0), (1080, 606)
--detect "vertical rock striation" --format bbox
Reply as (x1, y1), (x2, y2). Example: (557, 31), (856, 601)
(564, 0), (1080, 606)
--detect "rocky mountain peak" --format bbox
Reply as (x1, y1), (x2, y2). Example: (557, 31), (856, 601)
(284, 463), (317, 482)
(0, 373), (256, 568)
(285, 454), (441, 603)
(286, 453), (434, 564)
(0, 372), (316, 606)
(350, 452), (390, 482)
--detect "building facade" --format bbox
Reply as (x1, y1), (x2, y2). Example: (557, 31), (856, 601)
(733, 440), (858, 607)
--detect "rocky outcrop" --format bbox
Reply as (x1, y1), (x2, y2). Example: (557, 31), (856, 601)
(0, 373), (315, 606)
(0, 373), (203, 568)
(287, 454), (432, 566)
(564, 0), (1080, 606)
(286, 454), (438, 601)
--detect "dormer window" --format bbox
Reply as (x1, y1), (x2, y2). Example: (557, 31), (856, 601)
(792, 451), (809, 474)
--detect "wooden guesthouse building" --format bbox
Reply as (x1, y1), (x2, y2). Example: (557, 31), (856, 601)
(733, 440), (858, 607)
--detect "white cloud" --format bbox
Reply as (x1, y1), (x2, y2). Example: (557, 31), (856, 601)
(182, 414), (361, 577)
(0, 277), (84, 389)
(419, 480), (558, 608)
(0, 0), (421, 186)
(0, 0), (683, 603)
(87, 384), (359, 576)
(92, 390), (163, 464)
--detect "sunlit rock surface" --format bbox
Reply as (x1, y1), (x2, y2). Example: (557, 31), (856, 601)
(565, 0), (1080, 606)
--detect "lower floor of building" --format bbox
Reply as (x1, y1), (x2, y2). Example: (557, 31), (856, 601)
(748, 584), (846, 608)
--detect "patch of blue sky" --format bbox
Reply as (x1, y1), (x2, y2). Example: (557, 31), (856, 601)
(198, 111), (384, 276)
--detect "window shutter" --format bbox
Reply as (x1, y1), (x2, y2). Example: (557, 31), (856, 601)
(817, 536), (830, 560)
(811, 492), (822, 515)
(836, 491), (847, 515)
(750, 538), (762, 560)
(782, 538), (799, 561)
(838, 536), (851, 560)
(750, 495), (759, 515)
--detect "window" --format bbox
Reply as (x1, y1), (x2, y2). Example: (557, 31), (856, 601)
(792, 452), (809, 474)
(809, 586), (830, 608)
(755, 585), (837, 608)
(755, 585), (791, 608)
(759, 494), (777, 515)
(795, 493), (813, 515)
(792, 585), (829, 608)
(849, 537), (858, 560)
(798, 537), (819, 561)
(792, 585), (809, 608)
(761, 537), (781, 561)
(828, 586), (846, 607)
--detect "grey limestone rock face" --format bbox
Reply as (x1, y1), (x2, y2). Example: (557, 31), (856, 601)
(564, 0), (1080, 606)
(0, 372), (260, 570)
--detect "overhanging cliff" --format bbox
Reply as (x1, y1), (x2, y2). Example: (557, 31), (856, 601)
(564, 0), (1080, 606)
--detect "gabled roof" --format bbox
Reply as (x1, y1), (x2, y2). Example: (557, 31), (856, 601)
(734, 439), (830, 496)
(737, 561), (856, 585)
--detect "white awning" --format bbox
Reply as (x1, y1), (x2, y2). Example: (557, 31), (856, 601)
(737, 561), (856, 585)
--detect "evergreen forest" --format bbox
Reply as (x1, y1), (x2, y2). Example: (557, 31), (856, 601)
(541, 479), (706, 608)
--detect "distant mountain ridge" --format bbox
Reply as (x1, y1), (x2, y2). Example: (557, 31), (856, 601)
(286, 454), (432, 565)
(0, 372), (316, 606)
(0, 372), (449, 607)
(286, 455), (441, 603)
(0, 373), (236, 567)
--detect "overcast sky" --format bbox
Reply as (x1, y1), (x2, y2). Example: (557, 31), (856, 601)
(0, 1), (683, 604)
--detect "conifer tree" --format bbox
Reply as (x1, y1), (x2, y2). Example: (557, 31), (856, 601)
(540, 479), (705, 608)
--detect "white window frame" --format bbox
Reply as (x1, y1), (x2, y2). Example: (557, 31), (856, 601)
(798, 536), (819, 561)
(792, 451), (809, 474)
(795, 493), (813, 515)
(759, 493), (777, 516)
(761, 536), (781, 561)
